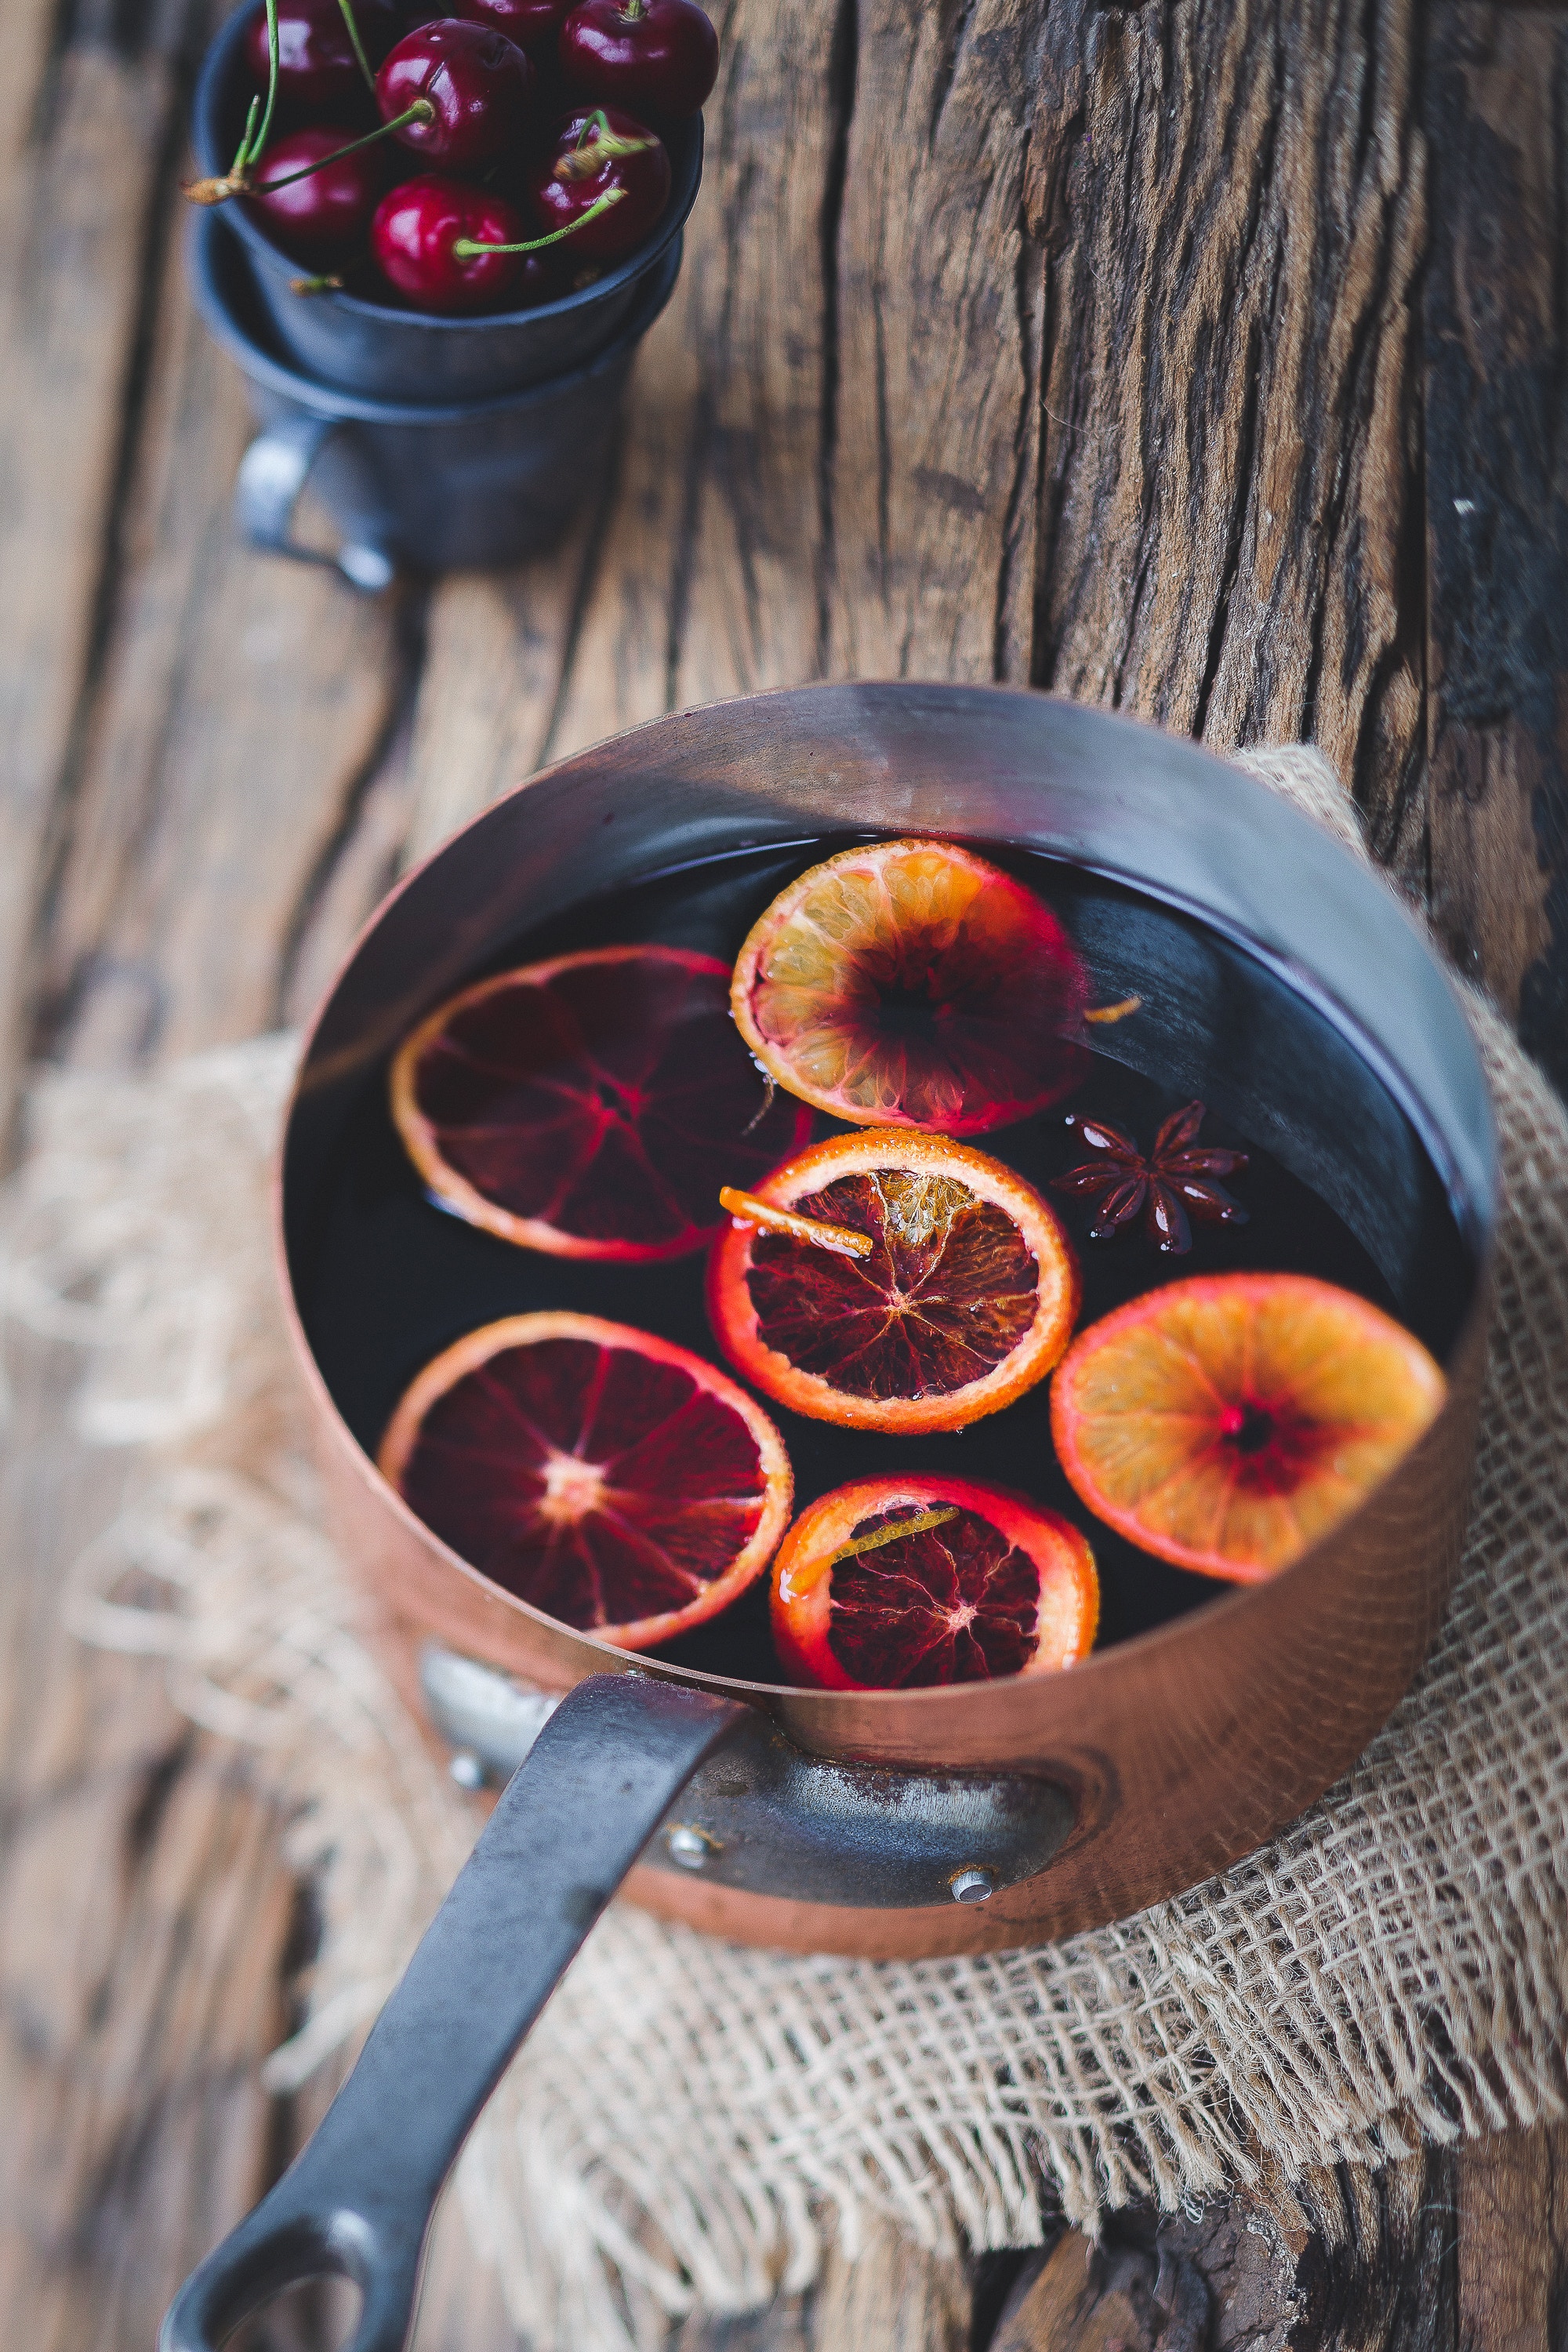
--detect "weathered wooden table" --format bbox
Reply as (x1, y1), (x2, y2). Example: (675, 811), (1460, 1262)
(2, 0), (1565, 2344)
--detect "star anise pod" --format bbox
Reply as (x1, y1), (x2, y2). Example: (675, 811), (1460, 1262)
(1051, 1101), (1248, 1254)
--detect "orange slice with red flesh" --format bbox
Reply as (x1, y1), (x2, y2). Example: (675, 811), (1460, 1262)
(771, 1475), (1099, 1691)
(706, 1129), (1081, 1432)
(730, 837), (1088, 1134)
(1050, 1272), (1446, 1584)
(378, 1312), (793, 1649)
(390, 945), (811, 1261)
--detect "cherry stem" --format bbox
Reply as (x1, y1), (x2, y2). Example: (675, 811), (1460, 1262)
(241, 0), (281, 170)
(555, 109), (656, 178)
(187, 100), (434, 204)
(336, 0), (378, 95)
(452, 186), (626, 256)
(231, 93), (260, 176)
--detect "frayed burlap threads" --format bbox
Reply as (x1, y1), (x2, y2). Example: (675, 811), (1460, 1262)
(7, 750), (1566, 2352)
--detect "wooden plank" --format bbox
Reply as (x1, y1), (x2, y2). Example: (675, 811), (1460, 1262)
(989, 2231), (1177, 2352)
(0, 13), (187, 1122)
(808, 2216), (970, 2352)
(668, 0), (839, 710)
(976, 2154), (1463, 2352)
(1454, 2126), (1568, 2352)
(1259, 2154), (1454, 2352)
(397, 523), (600, 872)
(822, 0), (1044, 684)
(1030, 0), (1427, 882)
(0, 4), (361, 2336)
(0, 1308), (299, 2351)
(1423, 3), (1568, 1095)
(31, 225), (405, 1070)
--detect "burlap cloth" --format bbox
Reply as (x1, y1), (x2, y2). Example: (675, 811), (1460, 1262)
(8, 748), (1566, 2350)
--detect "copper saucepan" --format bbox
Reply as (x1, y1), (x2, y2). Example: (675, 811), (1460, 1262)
(163, 683), (1494, 2352)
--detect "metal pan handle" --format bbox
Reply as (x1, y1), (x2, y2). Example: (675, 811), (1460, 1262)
(158, 1672), (747, 2352)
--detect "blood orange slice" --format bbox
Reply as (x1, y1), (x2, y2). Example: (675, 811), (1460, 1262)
(730, 837), (1088, 1134)
(378, 1312), (793, 1648)
(771, 1475), (1099, 1690)
(706, 1130), (1080, 1432)
(390, 946), (811, 1260)
(1051, 1273), (1446, 1583)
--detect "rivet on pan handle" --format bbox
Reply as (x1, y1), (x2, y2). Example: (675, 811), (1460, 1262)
(158, 1673), (749, 2352)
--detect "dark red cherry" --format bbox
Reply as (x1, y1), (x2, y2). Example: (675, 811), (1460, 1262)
(245, 124), (389, 261)
(376, 19), (534, 168)
(371, 171), (550, 310)
(530, 106), (668, 259)
(558, 0), (715, 118)
(453, 0), (573, 56)
(245, 0), (403, 113)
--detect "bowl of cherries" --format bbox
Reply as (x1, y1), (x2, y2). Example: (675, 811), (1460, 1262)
(190, 0), (710, 402)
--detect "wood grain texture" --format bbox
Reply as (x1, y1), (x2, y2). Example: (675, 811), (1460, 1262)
(1030, 0), (1428, 883)
(1454, 2127), (1568, 2352)
(978, 2156), (1463, 2352)
(31, 236), (405, 1070)
(1424, 4), (1568, 1094)
(397, 527), (599, 873)
(822, 0), (1044, 683)
(1258, 2155), (1453, 2352)
(989, 2228), (1210, 2352)
(809, 2217), (970, 2352)
(0, 1315), (297, 2352)
(0, 15), (186, 1126)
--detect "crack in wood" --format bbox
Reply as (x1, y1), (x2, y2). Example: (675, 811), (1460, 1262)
(14, 9), (200, 1113)
(1196, 318), (1264, 737)
(995, 128), (1044, 681)
(122, 1730), (194, 1871)
(1424, 2), (1568, 1083)
(815, 0), (857, 675)
(928, 0), (980, 152)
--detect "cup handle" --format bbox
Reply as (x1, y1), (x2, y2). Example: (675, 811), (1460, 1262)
(158, 1672), (750, 2352)
(236, 414), (397, 593)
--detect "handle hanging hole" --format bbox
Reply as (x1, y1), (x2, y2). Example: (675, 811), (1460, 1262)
(230, 2274), (363, 2350)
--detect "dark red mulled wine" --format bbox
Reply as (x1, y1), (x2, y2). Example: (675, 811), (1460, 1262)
(290, 837), (1470, 1686)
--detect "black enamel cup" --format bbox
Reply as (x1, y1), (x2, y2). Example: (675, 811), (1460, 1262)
(192, 0), (702, 403)
(191, 209), (680, 579)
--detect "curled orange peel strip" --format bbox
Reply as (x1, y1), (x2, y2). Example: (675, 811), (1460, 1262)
(827, 1505), (958, 1567)
(717, 1185), (874, 1259)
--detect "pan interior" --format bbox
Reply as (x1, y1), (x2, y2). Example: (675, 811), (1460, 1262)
(284, 832), (1476, 1692)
